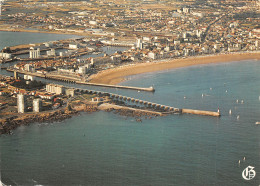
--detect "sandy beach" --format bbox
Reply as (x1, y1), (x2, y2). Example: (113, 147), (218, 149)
(90, 52), (260, 85)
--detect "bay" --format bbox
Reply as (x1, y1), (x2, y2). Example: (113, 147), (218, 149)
(0, 31), (259, 185)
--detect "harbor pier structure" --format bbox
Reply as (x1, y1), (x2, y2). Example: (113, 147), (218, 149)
(74, 88), (221, 117)
(7, 69), (155, 92)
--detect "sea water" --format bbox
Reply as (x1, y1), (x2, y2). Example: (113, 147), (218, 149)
(0, 32), (259, 185)
(0, 31), (79, 50)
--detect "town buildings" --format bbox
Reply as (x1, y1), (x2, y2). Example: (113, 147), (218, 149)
(29, 47), (40, 59)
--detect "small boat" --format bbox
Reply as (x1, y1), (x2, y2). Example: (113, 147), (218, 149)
(255, 121), (260, 125)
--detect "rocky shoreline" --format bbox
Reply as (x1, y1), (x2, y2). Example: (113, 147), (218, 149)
(0, 108), (78, 135)
(113, 109), (159, 122)
(0, 103), (164, 135)
(102, 105), (161, 122)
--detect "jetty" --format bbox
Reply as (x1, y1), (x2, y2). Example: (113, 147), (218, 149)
(75, 88), (221, 117)
(6, 69), (155, 92)
(76, 81), (155, 92)
(181, 109), (220, 117)
(5, 69), (220, 117)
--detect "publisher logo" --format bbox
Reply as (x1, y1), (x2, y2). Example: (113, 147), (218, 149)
(242, 166), (256, 180)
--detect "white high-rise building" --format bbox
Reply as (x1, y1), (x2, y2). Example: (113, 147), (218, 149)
(33, 99), (42, 112)
(182, 32), (187, 39)
(0, 0), (4, 17)
(136, 39), (143, 49)
(256, 40), (259, 49)
(46, 84), (65, 95)
(183, 8), (190, 13)
(17, 94), (27, 113)
(29, 47), (40, 59)
(195, 30), (202, 38)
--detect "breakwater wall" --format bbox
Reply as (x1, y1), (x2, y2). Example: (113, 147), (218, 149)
(76, 81), (155, 92)
(181, 109), (220, 117)
(75, 89), (220, 117)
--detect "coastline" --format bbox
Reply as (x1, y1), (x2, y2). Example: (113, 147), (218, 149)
(0, 101), (164, 135)
(0, 108), (78, 135)
(89, 52), (260, 85)
(2, 29), (259, 86)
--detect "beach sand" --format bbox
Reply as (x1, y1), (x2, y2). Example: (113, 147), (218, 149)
(90, 52), (260, 85)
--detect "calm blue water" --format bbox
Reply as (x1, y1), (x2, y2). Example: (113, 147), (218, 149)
(0, 31), (79, 50)
(0, 31), (260, 185)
